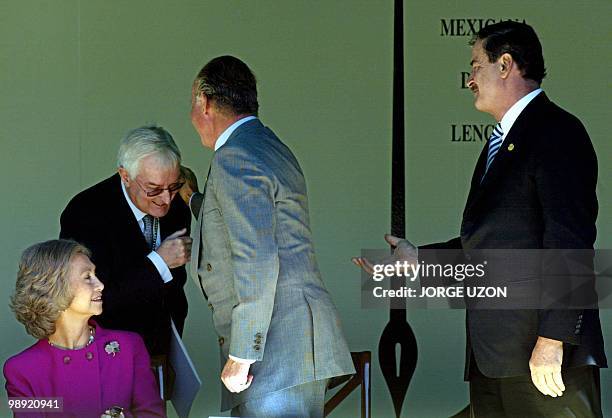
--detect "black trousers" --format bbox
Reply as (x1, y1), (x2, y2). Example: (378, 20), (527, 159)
(469, 360), (603, 418)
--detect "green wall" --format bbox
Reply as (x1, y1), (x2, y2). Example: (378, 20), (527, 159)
(0, 1), (609, 417)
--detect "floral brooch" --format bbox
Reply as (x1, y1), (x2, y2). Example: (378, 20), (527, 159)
(101, 405), (124, 418)
(100, 404), (125, 418)
(104, 341), (120, 357)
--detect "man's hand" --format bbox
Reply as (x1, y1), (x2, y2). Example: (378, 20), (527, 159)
(221, 358), (253, 393)
(156, 228), (192, 269)
(352, 234), (418, 274)
(179, 165), (199, 206)
(529, 336), (565, 397)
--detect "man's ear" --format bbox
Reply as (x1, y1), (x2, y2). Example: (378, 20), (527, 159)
(196, 92), (211, 114)
(118, 167), (130, 185)
(499, 53), (513, 79)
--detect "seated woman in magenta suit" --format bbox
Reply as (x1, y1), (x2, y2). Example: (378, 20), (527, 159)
(3, 239), (166, 418)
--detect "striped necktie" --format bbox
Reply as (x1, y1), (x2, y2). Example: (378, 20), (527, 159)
(143, 214), (157, 251)
(482, 123), (504, 181)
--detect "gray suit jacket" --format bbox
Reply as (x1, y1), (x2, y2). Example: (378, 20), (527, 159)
(190, 119), (354, 410)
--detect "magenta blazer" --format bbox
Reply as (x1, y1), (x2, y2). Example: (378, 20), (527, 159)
(3, 321), (166, 418)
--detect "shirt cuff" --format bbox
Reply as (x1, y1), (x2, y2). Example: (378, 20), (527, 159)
(228, 354), (256, 365)
(147, 251), (173, 283)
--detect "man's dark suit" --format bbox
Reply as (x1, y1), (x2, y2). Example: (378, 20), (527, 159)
(424, 93), (606, 380)
(60, 173), (190, 355)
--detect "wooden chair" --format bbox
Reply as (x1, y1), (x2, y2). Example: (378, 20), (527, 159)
(324, 351), (371, 418)
(152, 352), (372, 417)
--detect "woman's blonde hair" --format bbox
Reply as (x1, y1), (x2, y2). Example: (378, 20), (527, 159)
(10, 239), (91, 339)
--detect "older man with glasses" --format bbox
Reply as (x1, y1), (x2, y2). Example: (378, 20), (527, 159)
(60, 125), (193, 356)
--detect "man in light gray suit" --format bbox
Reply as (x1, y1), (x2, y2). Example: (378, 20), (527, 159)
(180, 56), (354, 417)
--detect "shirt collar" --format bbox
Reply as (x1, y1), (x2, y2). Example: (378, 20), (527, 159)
(499, 88), (542, 138)
(214, 116), (257, 151)
(121, 180), (147, 222)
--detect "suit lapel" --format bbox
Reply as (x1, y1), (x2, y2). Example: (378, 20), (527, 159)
(190, 203), (204, 281)
(190, 119), (261, 286)
(190, 166), (210, 280)
(463, 93), (549, 215)
(159, 205), (179, 241)
(464, 143), (488, 213)
(478, 132), (516, 188)
(111, 174), (150, 254)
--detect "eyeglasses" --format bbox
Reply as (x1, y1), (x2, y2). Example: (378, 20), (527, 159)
(133, 178), (185, 197)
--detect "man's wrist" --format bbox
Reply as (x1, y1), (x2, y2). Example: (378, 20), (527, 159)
(536, 336), (563, 346)
(147, 251), (173, 283)
(228, 354), (256, 365)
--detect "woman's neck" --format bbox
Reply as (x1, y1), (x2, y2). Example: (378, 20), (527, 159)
(48, 315), (92, 349)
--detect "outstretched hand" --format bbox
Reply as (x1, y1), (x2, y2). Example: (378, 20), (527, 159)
(352, 234), (418, 275)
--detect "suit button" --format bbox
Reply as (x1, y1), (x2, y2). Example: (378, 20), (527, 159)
(253, 344), (261, 351)
(208, 303), (214, 310)
(206, 263), (213, 272)
(63, 356), (71, 364)
(218, 337), (225, 346)
(255, 333), (262, 338)
(86, 352), (94, 361)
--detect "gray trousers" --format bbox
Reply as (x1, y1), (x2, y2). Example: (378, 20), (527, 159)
(231, 379), (329, 418)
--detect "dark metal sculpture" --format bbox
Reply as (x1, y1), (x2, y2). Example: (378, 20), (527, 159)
(379, 0), (418, 416)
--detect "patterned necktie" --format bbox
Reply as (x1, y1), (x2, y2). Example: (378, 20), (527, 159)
(143, 215), (155, 251)
(482, 123), (504, 181)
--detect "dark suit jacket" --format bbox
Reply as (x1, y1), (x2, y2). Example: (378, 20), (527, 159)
(59, 173), (190, 355)
(423, 93), (607, 379)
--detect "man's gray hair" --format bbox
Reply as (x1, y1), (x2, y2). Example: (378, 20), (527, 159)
(117, 125), (181, 178)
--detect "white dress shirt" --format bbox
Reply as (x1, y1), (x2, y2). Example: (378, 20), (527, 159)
(498, 88), (543, 143)
(121, 182), (173, 283)
(214, 115), (257, 151)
